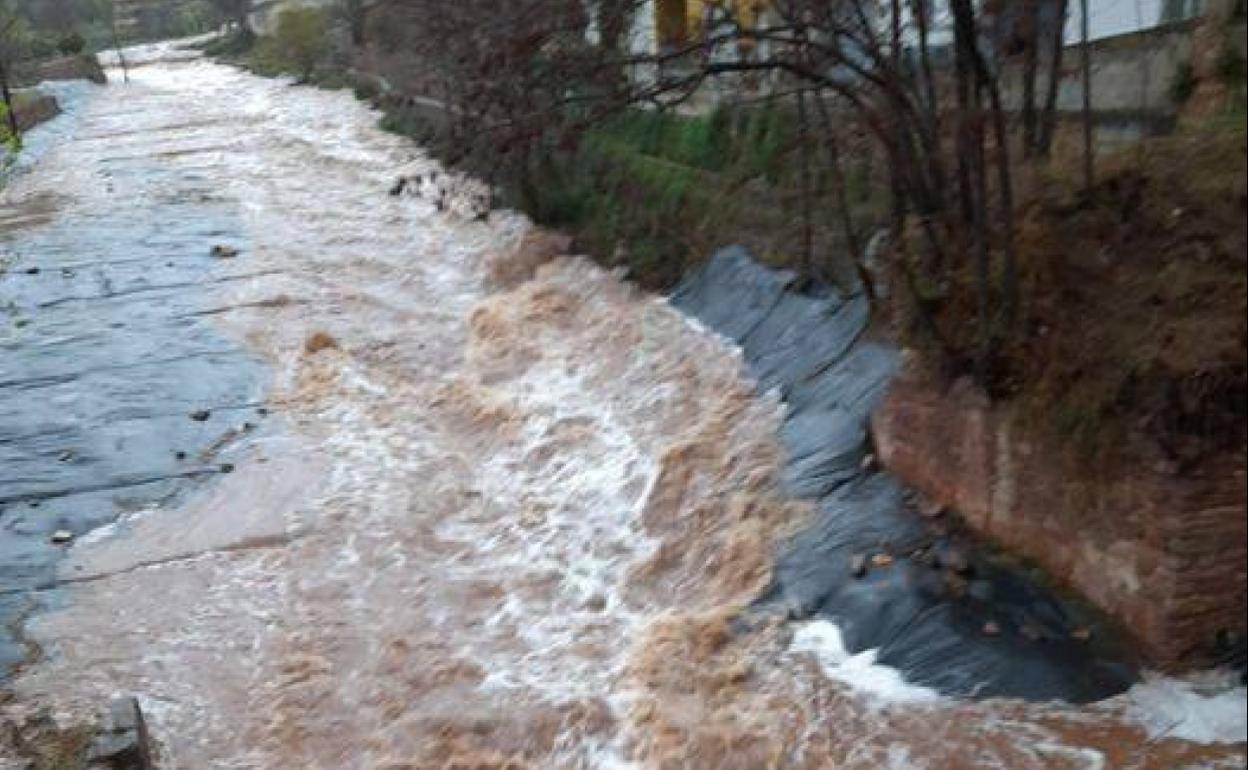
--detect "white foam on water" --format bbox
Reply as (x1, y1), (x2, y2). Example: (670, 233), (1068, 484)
(789, 619), (942, 704)
(1124, 671), (1248, 744)
(437, 362), (660, 701)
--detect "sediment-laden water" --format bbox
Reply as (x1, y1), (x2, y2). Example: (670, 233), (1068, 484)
(0, 43), (1244, 769)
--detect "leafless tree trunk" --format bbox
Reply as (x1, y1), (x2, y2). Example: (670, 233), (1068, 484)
(1080, 0), (1093, 192)
(1037, 0), (1068, 156)
(111, 2), (130, 83)
(796, 83), (814, 275)
(1021, 0), (1040, 156)
(813, 93), (862, 275)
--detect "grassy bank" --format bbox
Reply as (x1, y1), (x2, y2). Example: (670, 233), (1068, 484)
(379, 98), (885, 290)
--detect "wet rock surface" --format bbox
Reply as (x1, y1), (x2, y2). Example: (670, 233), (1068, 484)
(672, 246), (1137, 702)
(0, 86), (265, 679)
(85, 697), (153, 770)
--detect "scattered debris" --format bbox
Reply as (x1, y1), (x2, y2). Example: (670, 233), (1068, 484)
(303, 331), (339, 354)
(967, 580), (994, 602)
(944, 572), (969, 598)
(918, 496), (946, 519)
(1071, 627), (1093, 642)
(57, 449), (75, 462)
(219, 463), (235, 474)
(24, 266), (39, 274)
(209, 244), (239, 259)
(189, 409), (211, 422)
(871, 553), (894, 568)
(50, 529), (74, 544)
(982, 620), (1001, 636)
(174, 451), (187, 460)
(935, 544), (972, 575)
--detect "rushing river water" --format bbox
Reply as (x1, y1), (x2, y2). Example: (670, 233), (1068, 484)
(0, 43), (1245, 769)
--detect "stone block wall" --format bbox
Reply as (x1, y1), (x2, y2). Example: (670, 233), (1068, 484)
(871, 371), (1247, 669)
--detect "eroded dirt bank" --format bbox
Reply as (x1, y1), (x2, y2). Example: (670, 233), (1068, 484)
(1, 45), (1245, 769)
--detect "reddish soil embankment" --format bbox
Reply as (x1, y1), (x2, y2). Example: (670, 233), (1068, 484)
(876, 125), (1248, 670)
(12, 93), (60, 133)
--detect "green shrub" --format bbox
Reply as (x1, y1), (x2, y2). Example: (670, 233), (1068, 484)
(1216, 45), (1246, 85)
(24, 33), (59, 61)
(271, 7), (329, 80)
(56, 32), (86, 56)
(1169, 60), (1196, 104)
(352, 77), (380, 102)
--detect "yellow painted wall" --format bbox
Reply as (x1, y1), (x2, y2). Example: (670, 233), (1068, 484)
(687, 0), (769, 35)
(655, 0), (769, 47)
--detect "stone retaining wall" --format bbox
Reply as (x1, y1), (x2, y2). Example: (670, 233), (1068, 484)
(871, 370), (1248, 669)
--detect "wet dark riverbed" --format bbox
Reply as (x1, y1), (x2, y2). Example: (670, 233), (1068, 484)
(0, 84), (265, 677)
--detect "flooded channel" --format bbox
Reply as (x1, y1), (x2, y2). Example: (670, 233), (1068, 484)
(1, 44), (1244, 769)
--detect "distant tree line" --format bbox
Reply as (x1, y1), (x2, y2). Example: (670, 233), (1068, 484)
(0, 0), (221, 59)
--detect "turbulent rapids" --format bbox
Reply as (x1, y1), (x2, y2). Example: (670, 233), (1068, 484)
(0, 43), (1245, 769)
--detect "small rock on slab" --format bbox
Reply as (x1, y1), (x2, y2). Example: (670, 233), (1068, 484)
(918, 497), (946, 518)
(50, 529), (74, 544)
(87, 697), (153, 770)
(209, 244), (239, 259)
(870, 553), (894, 568)
(189, 409), (211, 422)
(981, 620), (1001, 637)
(303, 331), (339, 354)
(934, 544), (972, 575)
(849, 553), (868, 578)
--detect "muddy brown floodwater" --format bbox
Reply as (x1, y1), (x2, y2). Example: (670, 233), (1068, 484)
(2, 43), (1245, 770)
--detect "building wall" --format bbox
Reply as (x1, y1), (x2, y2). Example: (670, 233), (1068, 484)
(1000, 15), (1245, 122)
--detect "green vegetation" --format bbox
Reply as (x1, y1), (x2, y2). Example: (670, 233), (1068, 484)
(1169, 60), (1196, 103)
(228, 9), (331, 82)
(377, 100), (882, 290)
(1217, 44), (1246, 84)
(56, 31), (85, 55)
(0, 91), (54, 151)
(2, 0), (221, 60)
(263, 7), (328, 81)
